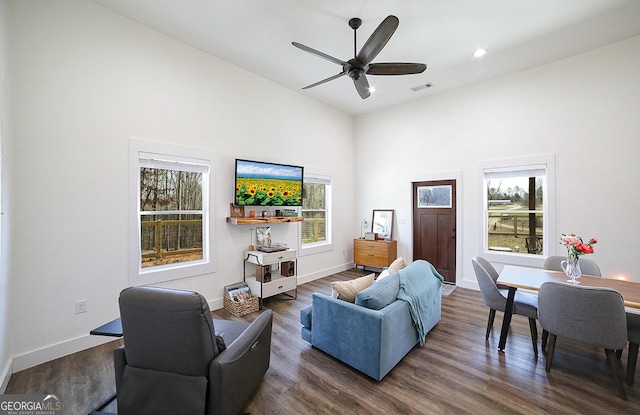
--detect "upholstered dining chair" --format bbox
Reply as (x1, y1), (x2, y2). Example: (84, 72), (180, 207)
(627, 313), (640, 386)
(114, 286), (273, 415)
(542, 255), (602, 277)
(538, 281), (628, 400)
(472, 256), (539, 355)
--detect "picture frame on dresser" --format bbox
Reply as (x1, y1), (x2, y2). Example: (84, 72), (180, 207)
(371, 209), (394, 240)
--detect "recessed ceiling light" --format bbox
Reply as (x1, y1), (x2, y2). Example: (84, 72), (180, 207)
(473, 48), (488, 58)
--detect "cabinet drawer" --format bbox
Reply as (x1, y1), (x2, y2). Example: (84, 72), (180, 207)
(261, 276), (297, 298)
(246, 249), (296, 265)
(353, 240), (388, 252)
(354, 251), (388, 267)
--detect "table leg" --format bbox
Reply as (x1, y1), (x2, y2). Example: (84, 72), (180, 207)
(499, 287), (516, 350)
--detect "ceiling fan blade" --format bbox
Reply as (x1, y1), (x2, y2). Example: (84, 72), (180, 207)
(353, 74), (371, 99)
(368, 62), (427, 75)
(356, 15), (399, 65)
(302, 72), (345, 90)
(292, 42), (346, 66)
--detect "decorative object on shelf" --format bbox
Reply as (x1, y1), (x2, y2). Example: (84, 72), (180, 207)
(372, 209), (395, 240)
(248, 228), (255, 251)
(282, 209), (298, 217)
(559, 233), (597, 284)
(249, 210), (256, 218)
(257, 227), (272, 246)
(226, 216), (304, 225)
(364, 232), (377, 241)
(360, 219), (369, 238)
(230, 203), (245, 218)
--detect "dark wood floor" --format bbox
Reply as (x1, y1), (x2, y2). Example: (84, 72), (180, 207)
(6, 268), (639, 414)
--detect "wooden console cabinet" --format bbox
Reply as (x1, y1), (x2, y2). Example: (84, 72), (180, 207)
(353, 239), (397, 269)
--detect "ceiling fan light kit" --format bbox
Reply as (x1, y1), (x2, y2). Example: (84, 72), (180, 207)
(292, 15), (427, 100)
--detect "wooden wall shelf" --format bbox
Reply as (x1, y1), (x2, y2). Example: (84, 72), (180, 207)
(226, 216), (304, 225)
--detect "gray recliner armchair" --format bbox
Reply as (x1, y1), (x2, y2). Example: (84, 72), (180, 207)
(114, 286), (272, 415)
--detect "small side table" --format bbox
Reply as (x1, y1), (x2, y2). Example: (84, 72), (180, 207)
(88, 318), (122, 415)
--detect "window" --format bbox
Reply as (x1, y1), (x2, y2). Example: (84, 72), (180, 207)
(129, 139), (215, 285)
(480, 155), (555, 264)
(300, 172), (332, 255)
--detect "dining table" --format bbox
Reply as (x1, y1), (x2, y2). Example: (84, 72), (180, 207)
(495, 265), (640, 351)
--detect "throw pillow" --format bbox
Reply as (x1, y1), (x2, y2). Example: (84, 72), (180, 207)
(331, 273), (375, 303)
(376, 268), (391, 281)
(355, 273), (400, 310)
(388, 257), (407, 274)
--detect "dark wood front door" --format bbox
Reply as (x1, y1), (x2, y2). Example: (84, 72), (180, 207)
(412, 180), (457, 284)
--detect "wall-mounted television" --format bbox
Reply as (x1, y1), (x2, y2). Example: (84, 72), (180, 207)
(234, 159), (304, 206)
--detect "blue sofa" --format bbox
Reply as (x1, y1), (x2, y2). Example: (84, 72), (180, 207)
(300, 260), (442, 380)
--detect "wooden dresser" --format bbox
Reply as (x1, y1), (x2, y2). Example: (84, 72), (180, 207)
(353, 239), (398, 269)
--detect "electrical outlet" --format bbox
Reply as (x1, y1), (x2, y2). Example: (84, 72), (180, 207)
(75, 300), (88, 314)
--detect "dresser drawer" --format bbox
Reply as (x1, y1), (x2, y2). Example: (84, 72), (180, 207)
(354, 251), (388, 267)
(261, 276), (297, 298)
(353, 240), (389, 252)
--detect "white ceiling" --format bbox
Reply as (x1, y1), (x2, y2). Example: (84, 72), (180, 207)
(91, 0), (640, 116)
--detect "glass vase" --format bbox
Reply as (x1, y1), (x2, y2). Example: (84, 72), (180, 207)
(561, 256), (581, 284)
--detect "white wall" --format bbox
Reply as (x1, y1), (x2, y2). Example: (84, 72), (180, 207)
(354, 35), (640, 289)
(0, 0), (12, 392)
(4, 0), (355, 371)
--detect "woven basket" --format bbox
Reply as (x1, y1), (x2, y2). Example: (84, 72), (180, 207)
(223, 295), (259, 316)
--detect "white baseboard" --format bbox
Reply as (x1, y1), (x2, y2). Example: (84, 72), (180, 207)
(297, 262), (354, 286)
(12, 334), (115, 373)
(0, 357), (12, 393)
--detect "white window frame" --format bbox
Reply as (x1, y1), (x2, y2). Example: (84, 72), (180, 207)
(479, 154), (556, 267)
(299, 169), (332, 256)
(129, 139), (216, 285)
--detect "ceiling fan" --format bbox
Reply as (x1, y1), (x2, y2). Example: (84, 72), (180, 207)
(292, 15), (427, 99)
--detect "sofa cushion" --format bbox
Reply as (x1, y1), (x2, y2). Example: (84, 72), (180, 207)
(388, 257), (407, 274)
(376, 268), (391, 281)
(355, 273), (400, 310)
(331, 273), (375, 303)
